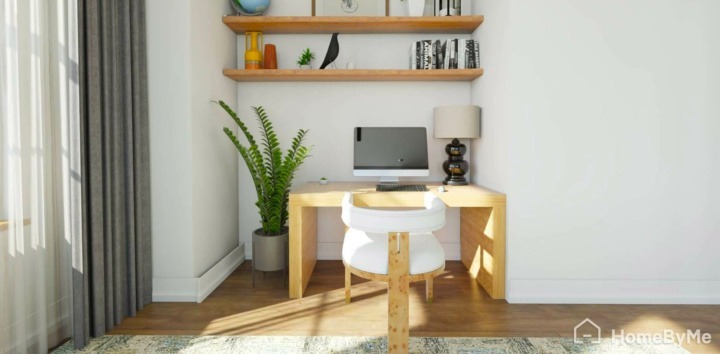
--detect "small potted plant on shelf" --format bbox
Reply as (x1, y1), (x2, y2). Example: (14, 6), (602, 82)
(319, 177), (328, 185)
(216, 101), (312, 284)
(297, 48), (315, 69)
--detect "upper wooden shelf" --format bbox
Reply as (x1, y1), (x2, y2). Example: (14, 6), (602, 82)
(0, 219), (31, 231)
(222, 16), (484, 34)
(223, 69), (483, 82)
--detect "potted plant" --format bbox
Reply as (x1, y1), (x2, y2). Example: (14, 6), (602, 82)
(217, 101), (312, 274)
(297, 48), (315, 69)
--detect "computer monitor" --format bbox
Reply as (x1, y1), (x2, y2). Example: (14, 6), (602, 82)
(353, 127), (429, 183)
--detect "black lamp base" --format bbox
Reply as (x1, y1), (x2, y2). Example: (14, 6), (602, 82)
(442, 138), (469, 186)
(444, 178), (469, 186)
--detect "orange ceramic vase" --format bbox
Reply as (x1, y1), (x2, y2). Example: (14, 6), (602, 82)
(263, 44), (277, 69)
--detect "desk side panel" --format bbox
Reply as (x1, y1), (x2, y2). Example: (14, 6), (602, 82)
(492, 206), (507, 299)
(461, 207), (499, 298)
(289, 206), (318, 298)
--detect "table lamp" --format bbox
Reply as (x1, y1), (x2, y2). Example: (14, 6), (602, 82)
(433, 105), (481, 185)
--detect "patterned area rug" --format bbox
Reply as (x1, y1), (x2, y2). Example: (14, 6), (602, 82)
(53, 335), (689, 353)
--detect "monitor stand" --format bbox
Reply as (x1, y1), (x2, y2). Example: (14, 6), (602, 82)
(378, 176), (400, 185)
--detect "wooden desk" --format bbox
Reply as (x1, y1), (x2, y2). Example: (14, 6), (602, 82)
(288, 182), (507, 299)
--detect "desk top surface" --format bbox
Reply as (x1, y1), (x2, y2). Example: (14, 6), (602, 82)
(289, 182), (505, 207)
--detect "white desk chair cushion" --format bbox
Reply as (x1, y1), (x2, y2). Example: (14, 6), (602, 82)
(342, 228), (445, 275)
(341, 192), (446, 275)
(340, 192), (446, 233)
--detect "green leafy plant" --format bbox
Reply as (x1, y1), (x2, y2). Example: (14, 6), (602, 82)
(217, 101), (311, 236)
(297, 48), (315, 66)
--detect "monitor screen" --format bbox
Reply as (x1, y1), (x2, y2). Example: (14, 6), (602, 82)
(353, 127), (429, 180)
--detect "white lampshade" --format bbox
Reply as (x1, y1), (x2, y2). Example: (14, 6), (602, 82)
(433, 105), (481, 139)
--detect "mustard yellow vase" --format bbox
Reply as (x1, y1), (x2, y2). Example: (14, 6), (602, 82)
(245, 31), (263, 69)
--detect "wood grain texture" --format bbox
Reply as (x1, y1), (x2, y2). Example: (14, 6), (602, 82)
(387, 232), (410, 353)
(222, 15), (484, 35)
(289, 206), (318, 298)
(344, 261), (444, 284)
(109, 261), (720, 354)
(345, 266), (351, 304)
(491, 207), (506, 299)
(223, 69), (484, 82)
(290, 182), (505, 207)
(460, 207), (505, 299)
(460, 208), (491, 272)
(289, 182), (506, 300)
(426, 278), (433, 304)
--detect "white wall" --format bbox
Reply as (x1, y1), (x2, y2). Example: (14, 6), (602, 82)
(147, 0), (241, 301)
(472, 0), (720, 303)
(236, 0), (473, 260)
(189, 0), (242, 278)
(147, 0), (195, 279)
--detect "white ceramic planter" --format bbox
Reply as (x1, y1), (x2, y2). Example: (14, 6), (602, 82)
(405, 0), (425, 17)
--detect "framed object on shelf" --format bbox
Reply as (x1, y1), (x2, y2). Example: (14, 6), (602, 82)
(312, 0), (389, 17)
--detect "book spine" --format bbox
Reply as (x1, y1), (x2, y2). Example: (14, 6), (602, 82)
(423, 40), (432, 69)
(433, 40), (441, 69)
(475, 41), (480, 69)
(443, 39), (450, 69)
(458, 39), (465, 69)
(431, 41), (437, 69)
(410, 42), (417, 70)
(415, 41), (421, 69)
(465, 39), (473, 69)
(451, 39), (457, 69)
(466, 40), (474, 69)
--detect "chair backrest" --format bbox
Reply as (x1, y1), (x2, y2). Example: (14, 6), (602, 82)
(341, 192), (446, 233)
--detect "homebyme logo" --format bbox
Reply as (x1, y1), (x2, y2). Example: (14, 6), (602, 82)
(573, 318), (713, 346)
(574, 318), (601, 344)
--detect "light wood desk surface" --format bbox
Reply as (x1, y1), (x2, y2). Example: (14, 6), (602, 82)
(288, 182), (506, 299)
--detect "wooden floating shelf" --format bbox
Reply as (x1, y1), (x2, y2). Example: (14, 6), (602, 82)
(222, 16), (484, 34)
(0, 219), (31, 231)
(223, 69), (483, 82)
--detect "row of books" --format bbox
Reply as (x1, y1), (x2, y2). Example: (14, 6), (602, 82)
(434, 0), (463, 16)
(410, 39), (479, 70)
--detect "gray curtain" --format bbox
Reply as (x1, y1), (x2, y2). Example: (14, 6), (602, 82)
(73, 0), (152, 348)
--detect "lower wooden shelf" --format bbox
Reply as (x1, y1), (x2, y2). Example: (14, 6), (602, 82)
(223, 69), (483, 82)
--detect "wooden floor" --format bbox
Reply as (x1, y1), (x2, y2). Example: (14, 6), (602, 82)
(112, 261), (720, 353)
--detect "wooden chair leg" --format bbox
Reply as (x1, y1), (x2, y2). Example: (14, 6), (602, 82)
(426, 277), (434, 303)
(388, 232), (410, 353)
(345, 266), (351, 303)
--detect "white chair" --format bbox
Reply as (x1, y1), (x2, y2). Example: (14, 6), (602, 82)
(341, 192), (446, 352)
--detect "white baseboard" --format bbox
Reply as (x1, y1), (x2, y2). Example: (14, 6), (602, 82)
(508, 279), (720, 304)
(197, 245), (245, 302)
(153, 244), (245, 303)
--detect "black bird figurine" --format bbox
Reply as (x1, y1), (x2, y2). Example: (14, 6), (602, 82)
(320, 33), (340, 70)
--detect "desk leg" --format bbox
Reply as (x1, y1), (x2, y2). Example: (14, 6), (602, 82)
(460, 206), (506, 299)
(289, 206), (317, 299)
(387, 232), (410, 353)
